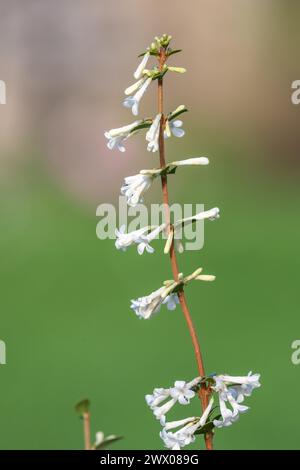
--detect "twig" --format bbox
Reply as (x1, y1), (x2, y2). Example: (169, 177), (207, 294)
(83, 411), (91, 450)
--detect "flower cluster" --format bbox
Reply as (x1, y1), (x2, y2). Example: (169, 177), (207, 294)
(146, 378), (214, 450)
(104, 120), (142, 152)
(146, 372), (260, 450)
(130, 267), (215, 320)
(167, 206), (220, 253)
(104, 39), (188, 154)
(120, 157), (210, 207)
(115, 224), (166, 255)
(211, 372), (261, 428)
(131, 285), (179, 320)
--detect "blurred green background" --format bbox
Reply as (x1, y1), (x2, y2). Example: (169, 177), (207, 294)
(0, 0), (299, 450)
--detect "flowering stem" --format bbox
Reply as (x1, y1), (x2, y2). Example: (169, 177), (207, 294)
(83, 411), (91, 450)
(157, 48), (213, 451)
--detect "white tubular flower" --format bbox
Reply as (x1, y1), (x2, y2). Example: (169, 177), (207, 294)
(131, 286), (165, 320)
(163, 293), (179, 311)
(115, 225), (151, 252)
(213, 395), (240, 428)
(160, 418), (197, 450)
(196, 274), (216, 281)
(131, 285), (178, 320)
(145, 388), (170, 408)
(160, 397), (214, 450)
(212, 376), (228, 394)
(217, 372), (261, 393)
(175, 207), (220, 230)
(163, 416), (198, 432)
(199, 397), (214, 427)
(134, 52), (150, 80)
(169, 378), (199, 405)
(124, 77), (147, 96)
(137, 223), (167, 255)
(213, 372), (261, 400)
(146, 377), (200, 424)
(123, 77), (152, 116)
(179, 418), (209, 447)
(168, 66), (186, 74)
(164, 119), (185, 139)
(212, 372), (260, 428)
(121, 173), (154, 207)
(153, 398), (177, 421)
(227, 392), (249, 417)
(172, 207), (220, 253)
(160, 404), (213, 450)
(195, 207), (220, 222)
(159, 429), (185, 451)
(146, 113), (161, 152)
(172, 157), (209, 166)
(95, 432), (105, 446)
(104, 120), (141, 152)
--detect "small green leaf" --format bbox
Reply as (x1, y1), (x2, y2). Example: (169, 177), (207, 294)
(151, 67), (169, 81)
(172, 282), (184, 294)
(206, 377), (216, 385)
(75, 399), (90, 416)
(130, 121), (152, 132)
(167, 49), (182, 57)
(168, 106), (188, 121)
(164, 165), (177, 175)
(95, 435), (123, 450)
(194, 416), (220, 435)
(190, 376), (215, 393)
(208, 406), (219, 420)
(138, 51), (159, 57)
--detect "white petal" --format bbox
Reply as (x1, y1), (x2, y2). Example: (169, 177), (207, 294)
(175, 239), (184, 253)
(173, 157), (209, 166)
(134, 77), (152, 103)
(154, 398), (176, 420)
(172, 443), (181, 450)
(133, 52), (150, 80)
(199, 397), (214, 426)
(123, 96), (135, 109)
(172, 120), (183, 127)
(118, 143), (126, 152)
(137, 243), (146, 255)
(107, 120), (141, 137)
(197, 275), (216, 282)
(164, 120), (171, 138)
(171, 127), (185, 138)
(95, 432), (104, 446)
(164, 417), (197, 431)
(132, 101), (139, 116)
(125, 77), (146, 96)
(145, 244), (155, 254)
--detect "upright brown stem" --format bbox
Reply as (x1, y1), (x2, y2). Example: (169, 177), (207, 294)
(157, 48), (213, 450)
(83, 411), (91, 450)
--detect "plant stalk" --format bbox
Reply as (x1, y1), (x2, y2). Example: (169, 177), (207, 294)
(83, 411), (91, 450)
(157, 47), (213, 451)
